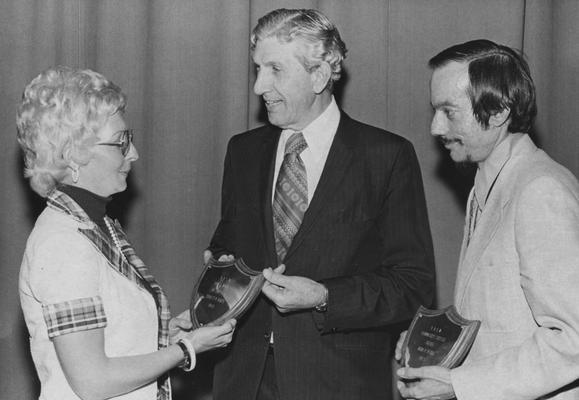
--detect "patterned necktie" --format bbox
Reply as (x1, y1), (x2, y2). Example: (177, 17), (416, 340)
(273, 132), (308, 263)
(467, 190), (480, 247)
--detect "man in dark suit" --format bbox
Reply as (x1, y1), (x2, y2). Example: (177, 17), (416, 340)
(207, 8), (435, 400)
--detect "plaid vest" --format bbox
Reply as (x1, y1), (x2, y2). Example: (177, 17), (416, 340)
(47, 190), (172, 400)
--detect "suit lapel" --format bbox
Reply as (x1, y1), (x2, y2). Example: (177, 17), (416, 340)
(454, 135), (537, 306)
(284, 112), (355, 261)
(455, 192), (505, 305)
(457, 188), (474, 268)
(260, 127), (282, 266)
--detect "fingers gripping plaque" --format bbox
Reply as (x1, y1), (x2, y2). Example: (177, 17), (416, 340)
(190, 257), (265, 328)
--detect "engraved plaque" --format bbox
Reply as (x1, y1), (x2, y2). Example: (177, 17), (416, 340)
(402, 305), (481, 368)
(190, 257), (264, 328)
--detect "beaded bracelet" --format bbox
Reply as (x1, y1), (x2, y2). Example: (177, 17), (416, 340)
(176, 338), (196, 372)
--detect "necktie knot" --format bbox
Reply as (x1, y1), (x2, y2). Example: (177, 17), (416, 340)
(285, 132), (307, 155)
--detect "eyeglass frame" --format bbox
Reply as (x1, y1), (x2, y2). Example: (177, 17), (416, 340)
(96, 129), (134, 156)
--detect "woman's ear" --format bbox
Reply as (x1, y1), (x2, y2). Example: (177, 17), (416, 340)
(63, 135), (94, 166)
(311, 62), (332, 94)
(68, 160), (79, 170)
(63, 145), (83, 183)
(62, 145), (76, 165)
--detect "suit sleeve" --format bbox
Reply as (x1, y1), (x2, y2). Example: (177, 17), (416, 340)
(317, 140), (436, 332)
(208, 140), (236, 257)
(451, 175), (579, 399)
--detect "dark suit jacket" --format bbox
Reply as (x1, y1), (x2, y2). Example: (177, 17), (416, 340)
(209, 112), (435, 400)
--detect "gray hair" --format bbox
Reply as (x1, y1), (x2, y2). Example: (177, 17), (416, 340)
(250, 8), (347, 90)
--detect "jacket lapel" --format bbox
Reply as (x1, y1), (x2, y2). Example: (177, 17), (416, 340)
(260, 127), (282, 267)
(284, 112), (355, 261)
(454, 191), (506, 305)
(454, 135), (537, 306)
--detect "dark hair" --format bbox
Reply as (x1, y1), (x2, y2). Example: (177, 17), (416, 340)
(429, 39), (536, 133)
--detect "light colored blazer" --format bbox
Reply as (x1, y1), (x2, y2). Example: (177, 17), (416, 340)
(451, 134), (579, 400)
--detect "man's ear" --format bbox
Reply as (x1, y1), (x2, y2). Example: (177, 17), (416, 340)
(311, 62), (332, 94)
(489, 108), (510, 128)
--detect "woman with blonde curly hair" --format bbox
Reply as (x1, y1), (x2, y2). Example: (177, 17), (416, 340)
(17, 66), (235, 400)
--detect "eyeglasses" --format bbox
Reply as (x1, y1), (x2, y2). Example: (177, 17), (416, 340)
(97, 129), (134, 156)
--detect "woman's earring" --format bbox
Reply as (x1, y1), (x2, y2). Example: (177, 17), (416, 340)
(70, 162), (80, 183)
(72, 167), (79, 183)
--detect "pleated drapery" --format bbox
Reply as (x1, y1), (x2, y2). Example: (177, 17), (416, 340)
(1, 1), (578, 399)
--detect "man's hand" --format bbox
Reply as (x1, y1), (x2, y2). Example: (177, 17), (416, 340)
(397, 366), (455, 400)
(395, 330), (408, 362)
(261, 265), (327, 313)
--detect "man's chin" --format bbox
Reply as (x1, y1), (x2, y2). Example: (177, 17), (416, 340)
(454, 161), (477, 176)
(267, 114), (282, 127)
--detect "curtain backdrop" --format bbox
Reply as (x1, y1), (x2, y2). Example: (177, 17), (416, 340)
(1, 1), (577, 399)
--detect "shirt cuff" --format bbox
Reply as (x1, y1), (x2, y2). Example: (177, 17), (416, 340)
(43, 296), (107, 338)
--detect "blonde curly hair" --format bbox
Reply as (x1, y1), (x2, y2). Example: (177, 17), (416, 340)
(16, 66), (126, 197)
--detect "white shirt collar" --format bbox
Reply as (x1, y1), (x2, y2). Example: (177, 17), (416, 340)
(274, 96), (341, 201)
(474, 133), (524, 207)
(280, 96), (340, 155)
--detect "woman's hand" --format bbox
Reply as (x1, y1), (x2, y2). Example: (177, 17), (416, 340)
(184, 319), (237, 354)
(53, 318), (235, 399)
(169, 310), (194, 344)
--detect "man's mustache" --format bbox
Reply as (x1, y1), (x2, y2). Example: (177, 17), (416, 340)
(437, 137), (462, 146)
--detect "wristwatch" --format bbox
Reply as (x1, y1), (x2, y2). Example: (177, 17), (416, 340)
(314, 284), (329, 313)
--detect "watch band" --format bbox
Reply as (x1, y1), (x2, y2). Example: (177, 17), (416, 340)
(314, 285), (329, 313)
